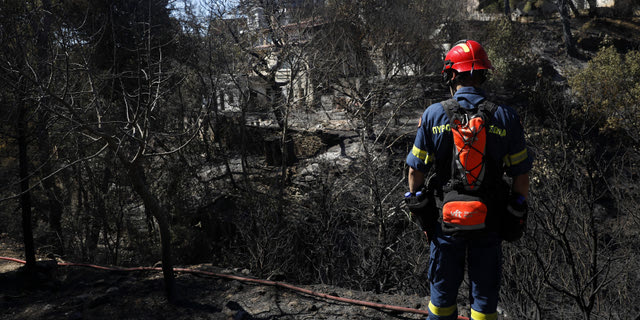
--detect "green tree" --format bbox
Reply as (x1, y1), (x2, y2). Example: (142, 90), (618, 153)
(570, 46), (640, 141)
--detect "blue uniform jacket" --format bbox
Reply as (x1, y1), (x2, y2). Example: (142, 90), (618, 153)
(406, 86), (532, 183)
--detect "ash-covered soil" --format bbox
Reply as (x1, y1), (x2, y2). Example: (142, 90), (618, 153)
(1, 234), (434, 320)
(0, 263), (430, 320)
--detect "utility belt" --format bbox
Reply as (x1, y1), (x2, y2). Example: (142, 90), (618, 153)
(405, 176), (526, 241)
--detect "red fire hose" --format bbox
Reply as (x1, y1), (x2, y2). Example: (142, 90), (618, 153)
(0, 256), (470, 320)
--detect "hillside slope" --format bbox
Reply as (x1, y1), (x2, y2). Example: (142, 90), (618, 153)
(2, 15), (639, 320)
(1, 234), (431, 320)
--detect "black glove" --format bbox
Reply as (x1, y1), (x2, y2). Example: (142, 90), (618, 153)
(500, 193), (528, 242)
(404, 188), (438, 241)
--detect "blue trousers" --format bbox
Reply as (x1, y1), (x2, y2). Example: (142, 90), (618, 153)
(427, 227), (502, 320)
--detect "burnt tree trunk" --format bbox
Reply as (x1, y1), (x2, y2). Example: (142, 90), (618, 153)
(34, 0), (64, 252)
(586, 0), (597, 16)
(504, 0), (511, 19)
(36, 114), (64, 251)
(126, 159), (176, 301)
(558, 0), (578, 58)
(270, 81), (286, 130)
(17, 103), (36, 270)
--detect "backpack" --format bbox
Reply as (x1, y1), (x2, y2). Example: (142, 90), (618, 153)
(439, 98), (504, 235)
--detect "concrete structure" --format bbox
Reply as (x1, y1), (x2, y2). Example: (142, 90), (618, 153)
(597, 0), (615, 7)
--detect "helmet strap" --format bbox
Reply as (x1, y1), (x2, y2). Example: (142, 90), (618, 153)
(442, 68), (456, 86)
(446, 71), (459, 96)
(449, 84), (457, 97)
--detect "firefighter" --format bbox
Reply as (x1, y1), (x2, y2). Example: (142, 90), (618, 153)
(405, 40), (532, 320)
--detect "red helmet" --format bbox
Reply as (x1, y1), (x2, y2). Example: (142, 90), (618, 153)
(442, 40), (492, 74)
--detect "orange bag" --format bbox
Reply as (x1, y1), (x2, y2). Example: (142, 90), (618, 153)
(441, 190), (487, 231)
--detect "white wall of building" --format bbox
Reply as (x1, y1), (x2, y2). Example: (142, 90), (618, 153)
(597, 0), (615, 7)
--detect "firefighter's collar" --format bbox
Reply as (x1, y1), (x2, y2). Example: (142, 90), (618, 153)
(453, 86), (486, 107)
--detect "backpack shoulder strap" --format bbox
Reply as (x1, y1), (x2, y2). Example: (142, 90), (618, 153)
(440, 98), (461, 124)
(478, 99), (499, 119)
(441, 98), (498, 124)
